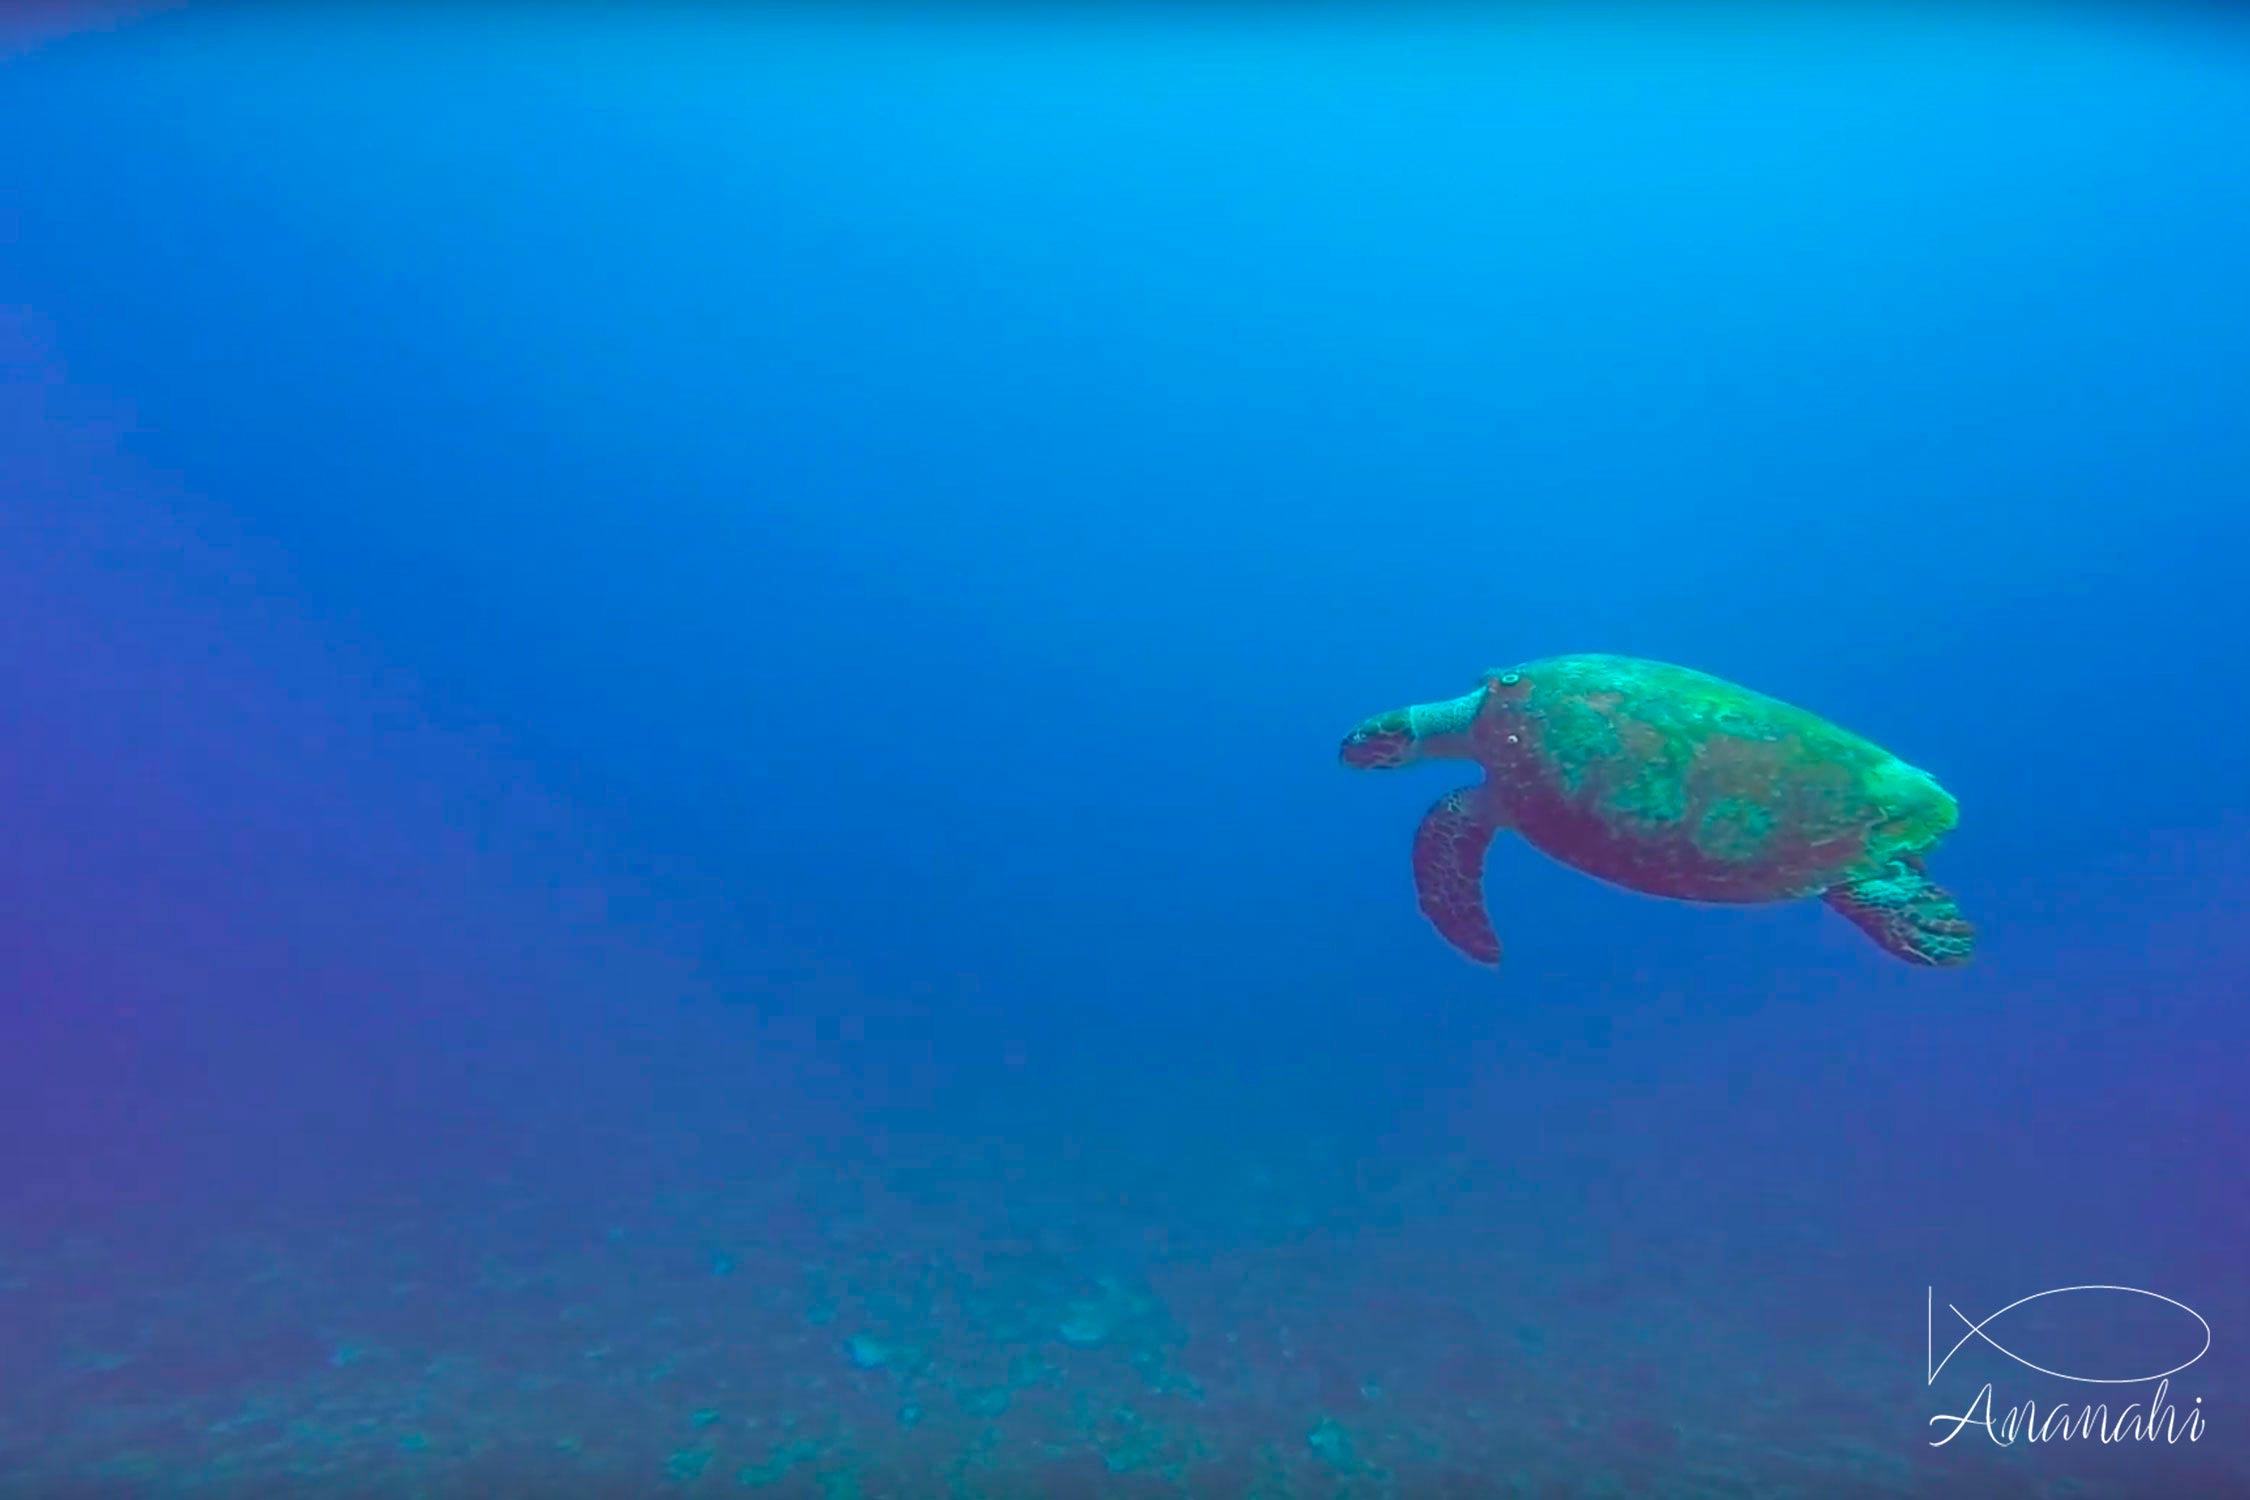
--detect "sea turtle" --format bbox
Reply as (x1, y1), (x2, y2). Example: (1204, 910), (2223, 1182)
(1339, 654), (1974, 968)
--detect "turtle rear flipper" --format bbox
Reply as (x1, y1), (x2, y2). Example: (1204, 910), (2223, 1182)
(1413, 787), (1506, 966)
(1824, 859), (1975, 967)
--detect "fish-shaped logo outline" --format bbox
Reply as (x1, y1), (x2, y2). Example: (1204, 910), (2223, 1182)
(1928, 1285), (2211, 1387)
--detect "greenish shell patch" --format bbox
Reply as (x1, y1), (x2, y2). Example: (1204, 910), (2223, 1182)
(1695, 798), (1775, 861)
(1709, 705), (1782, 742)
(1863, 760), (1959, 860)
(1542, 700), (1622, 794)
(1609, 762), (1688, 825)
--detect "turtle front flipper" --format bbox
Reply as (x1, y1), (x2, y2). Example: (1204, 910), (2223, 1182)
(1413, 786), (1507, 966)
(1823, 858), (1976, 967)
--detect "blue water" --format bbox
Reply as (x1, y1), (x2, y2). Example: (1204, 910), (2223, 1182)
(4, 5), (2247, 1496)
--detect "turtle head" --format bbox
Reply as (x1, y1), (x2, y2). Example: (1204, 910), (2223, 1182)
(1339, 686), (1486, 770)
(1339, 708), (1420, 769)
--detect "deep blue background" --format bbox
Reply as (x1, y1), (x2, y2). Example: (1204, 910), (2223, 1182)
(3, 4), (2246, 1489)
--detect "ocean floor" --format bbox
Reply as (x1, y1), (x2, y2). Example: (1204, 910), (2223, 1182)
(0, 1129), (2232, 1499)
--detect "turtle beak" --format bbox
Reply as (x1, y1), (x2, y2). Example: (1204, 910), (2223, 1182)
(1340, 711), (1416, 769)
